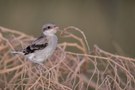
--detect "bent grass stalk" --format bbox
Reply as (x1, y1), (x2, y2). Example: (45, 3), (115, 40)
(0, 26), (135, 90)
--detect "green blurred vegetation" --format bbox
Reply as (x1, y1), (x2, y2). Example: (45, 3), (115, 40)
(0, 0), (135, 57)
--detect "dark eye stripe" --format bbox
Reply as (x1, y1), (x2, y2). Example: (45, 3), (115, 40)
(43, 26), (52, 31)
(47, 26), (51, 29)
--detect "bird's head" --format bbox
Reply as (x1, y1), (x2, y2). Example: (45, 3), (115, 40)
(42, 23), (59, 36)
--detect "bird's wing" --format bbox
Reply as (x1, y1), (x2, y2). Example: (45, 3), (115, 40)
(23, 35), (49, 55)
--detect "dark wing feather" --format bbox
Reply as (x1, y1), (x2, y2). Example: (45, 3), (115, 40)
(23, 35), (48, 55)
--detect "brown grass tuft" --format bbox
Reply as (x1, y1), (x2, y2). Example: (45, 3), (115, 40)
(0, 26), (135, 90)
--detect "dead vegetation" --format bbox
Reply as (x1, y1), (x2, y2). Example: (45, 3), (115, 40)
(0, 26), (135, 90)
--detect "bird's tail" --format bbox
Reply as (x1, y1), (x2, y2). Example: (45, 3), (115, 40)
(11, 51), (24, 55)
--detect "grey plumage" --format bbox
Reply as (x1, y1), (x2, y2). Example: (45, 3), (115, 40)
(12, 23), (58, 63)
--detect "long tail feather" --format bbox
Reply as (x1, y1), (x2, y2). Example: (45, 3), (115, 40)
(11, 51), (24, 55)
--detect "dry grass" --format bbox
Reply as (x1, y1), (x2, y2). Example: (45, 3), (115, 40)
(0, 26), (135, 90)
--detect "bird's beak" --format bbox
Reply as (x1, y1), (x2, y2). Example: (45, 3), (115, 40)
(55, 26), (60, 31)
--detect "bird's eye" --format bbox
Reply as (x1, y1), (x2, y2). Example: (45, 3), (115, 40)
(47, 26), (51, 29)
(43, 26), (52, 31)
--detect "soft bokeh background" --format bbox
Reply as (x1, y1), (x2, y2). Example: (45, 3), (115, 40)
(0, 0), (135, 57)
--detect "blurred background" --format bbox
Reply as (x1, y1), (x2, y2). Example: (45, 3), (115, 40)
(0, 0), (135, 57)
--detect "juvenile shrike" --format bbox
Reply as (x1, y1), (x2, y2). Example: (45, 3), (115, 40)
(12, 23), (58, 64)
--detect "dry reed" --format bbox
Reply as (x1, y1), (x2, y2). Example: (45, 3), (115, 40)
(0, 26), (135, 90)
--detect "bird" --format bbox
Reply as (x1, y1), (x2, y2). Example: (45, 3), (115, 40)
(12, 23), (59, 64)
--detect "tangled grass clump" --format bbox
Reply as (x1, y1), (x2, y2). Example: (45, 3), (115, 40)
(0, 26), (135, 90)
